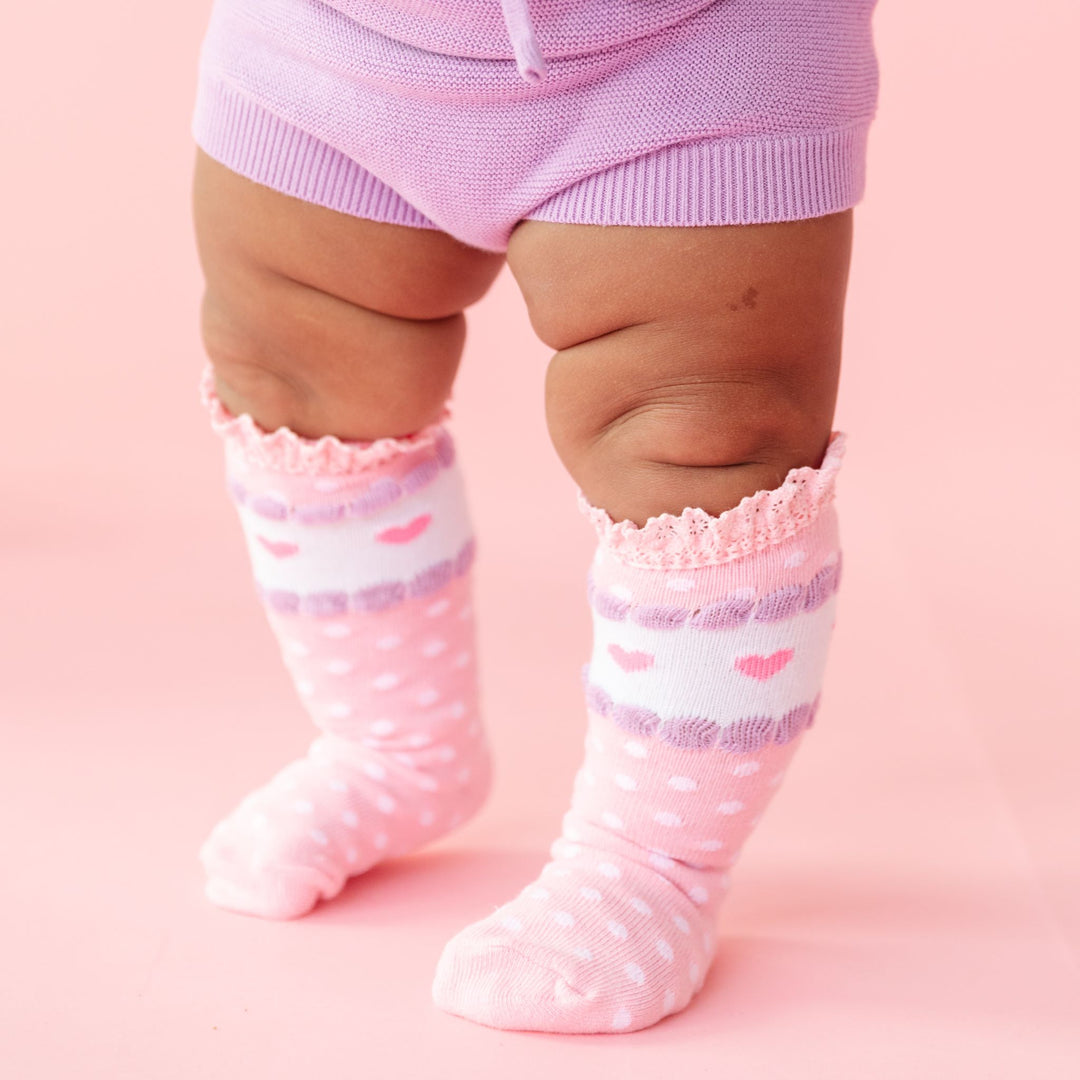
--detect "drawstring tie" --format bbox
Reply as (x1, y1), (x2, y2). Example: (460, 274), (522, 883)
(499, 0), (549, 84)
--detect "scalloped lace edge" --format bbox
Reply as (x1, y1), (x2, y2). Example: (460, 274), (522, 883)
(199, 363), (451, 476)
(579, 432), (846, 568)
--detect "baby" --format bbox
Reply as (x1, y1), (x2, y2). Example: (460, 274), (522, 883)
(190, 0), (879, 1034)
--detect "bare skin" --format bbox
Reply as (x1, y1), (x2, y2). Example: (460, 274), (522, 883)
(192, 149), (505, 440)
(192, 147), (852, 526)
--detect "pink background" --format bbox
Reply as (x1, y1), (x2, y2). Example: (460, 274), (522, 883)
(2, 1), (1077, 1074)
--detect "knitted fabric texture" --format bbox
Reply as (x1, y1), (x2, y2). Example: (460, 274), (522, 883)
(192, 0), (879, 250)
(198, 367), (490, 919)
(434, 436), (843, 1033)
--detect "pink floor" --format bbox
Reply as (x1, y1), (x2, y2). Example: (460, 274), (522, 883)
(2, 2), (1078, 1076)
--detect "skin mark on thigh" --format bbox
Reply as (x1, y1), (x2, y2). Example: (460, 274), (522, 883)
(505, 214), (855, 522)
(729, 287), (759, 311)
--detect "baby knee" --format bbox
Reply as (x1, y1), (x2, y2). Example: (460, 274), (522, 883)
(545, 348), (831, 524)
(199, 289), (314, 436)
(199, 283), (465, 441)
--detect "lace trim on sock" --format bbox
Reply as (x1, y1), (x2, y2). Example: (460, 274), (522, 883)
(578, 432), (846, 569)
(199, 363), (452, 476)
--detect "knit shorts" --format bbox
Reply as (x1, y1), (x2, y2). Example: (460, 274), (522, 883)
(191, 0), (879, 253)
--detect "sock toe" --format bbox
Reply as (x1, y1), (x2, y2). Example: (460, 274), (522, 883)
(201, 822), (340, 919)
(198, 737), (491, 919)
(203, 861), (333, 919)
(432, 854), (715, 1034)
(433, 933), (605, 1033)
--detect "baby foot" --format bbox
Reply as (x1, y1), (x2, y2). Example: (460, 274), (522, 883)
(201, 730), (490, 919)
(432, 835), (726, 1033)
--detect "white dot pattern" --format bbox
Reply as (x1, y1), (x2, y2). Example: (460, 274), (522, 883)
(430, 457), (837, 1033)
(199, 431), (492, 923)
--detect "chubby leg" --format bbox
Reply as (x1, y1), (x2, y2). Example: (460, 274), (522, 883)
(192, 149), (505, 918)
(194, 148), (505, 439)
(434, 214), (851, 1032)
(525, 213), (851, 525)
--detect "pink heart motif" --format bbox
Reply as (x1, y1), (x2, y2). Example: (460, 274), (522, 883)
(735, 648), (794, 681)
(256, 536), (299, 559)
(608, 643), (655, 673)
(376, 513), (432, 545)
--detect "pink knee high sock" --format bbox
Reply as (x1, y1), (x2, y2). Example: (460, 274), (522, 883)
(433, 434), (845, 1033)
(198, 367), (490, 919)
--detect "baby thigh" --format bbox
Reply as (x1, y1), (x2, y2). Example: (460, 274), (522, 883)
(506, 213), (853, 525)
(191, 148), (506, 440)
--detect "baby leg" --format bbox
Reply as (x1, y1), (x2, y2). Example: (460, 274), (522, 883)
(192, 149), (505, 918)
(434, 212), (852, 1031)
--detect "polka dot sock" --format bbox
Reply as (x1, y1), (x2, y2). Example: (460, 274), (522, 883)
(433, 434), (846, 1032)
(197, 366), (490, 919)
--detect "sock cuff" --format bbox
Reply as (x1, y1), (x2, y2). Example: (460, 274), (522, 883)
(199, 363), (453, 477)
(577, 431), (846, 569)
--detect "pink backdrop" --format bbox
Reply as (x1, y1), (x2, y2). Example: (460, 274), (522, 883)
(1, 1), (1077, 1074)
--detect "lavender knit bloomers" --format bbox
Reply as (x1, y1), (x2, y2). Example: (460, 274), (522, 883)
(191, 0), (879, 253)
